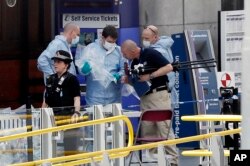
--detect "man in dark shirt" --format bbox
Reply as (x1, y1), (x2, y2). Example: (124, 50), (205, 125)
(130, 47), (169, 90)
(121, 40), (178, 165)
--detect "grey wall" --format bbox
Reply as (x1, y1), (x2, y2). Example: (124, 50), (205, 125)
(139, 0), (221, 59)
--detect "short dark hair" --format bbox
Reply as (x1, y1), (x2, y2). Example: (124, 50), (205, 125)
(102, 25), (118, 39)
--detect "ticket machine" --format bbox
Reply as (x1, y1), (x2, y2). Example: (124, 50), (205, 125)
(171, 30), (220, 148)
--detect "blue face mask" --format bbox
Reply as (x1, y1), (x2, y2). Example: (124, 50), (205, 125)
(71, 36), (79, 45)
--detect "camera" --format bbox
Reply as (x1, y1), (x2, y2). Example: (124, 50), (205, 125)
(220, 88), (233, 99)
(219, 87), (240, 115)
(220, 87), (240, 149)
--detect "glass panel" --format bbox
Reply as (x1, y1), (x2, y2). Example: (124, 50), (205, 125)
(0, 104), (121, 164)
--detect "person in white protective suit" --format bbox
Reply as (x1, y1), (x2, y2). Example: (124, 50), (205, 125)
(37, 22), (80, 84)
(76, 25), (125, 106)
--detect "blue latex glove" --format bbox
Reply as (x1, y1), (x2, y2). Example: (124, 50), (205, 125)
(113, 73), (121, 83)
(81, 61), (92, 75)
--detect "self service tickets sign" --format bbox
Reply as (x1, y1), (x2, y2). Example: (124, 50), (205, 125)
(63, 13), (120, 28)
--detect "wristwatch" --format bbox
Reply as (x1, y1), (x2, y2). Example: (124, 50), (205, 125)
(149, 73), (155, 80)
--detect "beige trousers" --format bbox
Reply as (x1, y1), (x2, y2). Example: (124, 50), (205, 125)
(140, 90), (178, 165)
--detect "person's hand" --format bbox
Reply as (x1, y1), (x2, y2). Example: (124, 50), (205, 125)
(113, 73), (121, 83)
(121, 75), (129, 83)
(71, 112), (80, 123)
(172, 61), (180, 72)
(81, 61), (92, 75)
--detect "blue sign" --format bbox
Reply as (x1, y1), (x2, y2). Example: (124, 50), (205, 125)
(171, 33), (199, 148)
(172, 30), (220, 148)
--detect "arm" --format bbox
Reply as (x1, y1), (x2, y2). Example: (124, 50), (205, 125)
(74, 96), (81, 113)
(71, 96), (81, 123)
(72, 76), (81, 114)
(37, 50), (55, 75)
(139, 49), (173, 81)
(112, 48), (126, 83)
(37, 39), (66, 75)
(118, 48), (125, 76)
(70, 76), (81, 122)
(139, 64), (173, 81)
(75, 45), (92, 75)
(41, 98), (48, 108)
(150, 63), (173, 78)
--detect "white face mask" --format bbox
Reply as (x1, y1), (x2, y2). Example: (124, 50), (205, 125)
(142, 40), (151, 48)
(103, 40), (116, 51)
(71, 36), (79, 45)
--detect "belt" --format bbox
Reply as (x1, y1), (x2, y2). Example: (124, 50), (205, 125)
(145, 85), (170, 95)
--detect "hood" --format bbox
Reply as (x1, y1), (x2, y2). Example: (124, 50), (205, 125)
(152, 36), (174, 49)
(55, 35), (69, 45)
(94, 38), (102, 45)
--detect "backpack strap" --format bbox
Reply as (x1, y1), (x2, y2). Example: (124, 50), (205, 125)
(55, 72), (71, 93)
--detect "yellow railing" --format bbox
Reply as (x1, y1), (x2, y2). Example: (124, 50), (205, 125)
(181, 149), (230, 157)
(0, 114), (133, 141)
(181, 114), (242, 122)
(0, 116), (89, 135)
(0, 115), (134, 165)
(0, 114), (68, 120)
(10, 128), (240, 166)
(54, 115), (89, 125)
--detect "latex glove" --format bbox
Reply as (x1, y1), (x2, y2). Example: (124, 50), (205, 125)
(113, 73), (121, 83)
(171, 61), (180, 72)
(81, 61), (92, 75)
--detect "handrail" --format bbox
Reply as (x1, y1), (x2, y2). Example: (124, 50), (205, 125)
(55, 115), (89, 125)
(0, 126), (32, 134)
(0, 114), (76, 120)
(181, 114), (242, 122)
(55, 128), (241, 166)
(0, 149), (33, 153)
(10, 128), (240, 166)
(0, 116), (89, 135)
(0, 115), (134, 146)
(181, 149), (230, 157)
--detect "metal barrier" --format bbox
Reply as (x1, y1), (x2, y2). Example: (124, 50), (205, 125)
(0, 106), (40, 164)
(0, 104), (131, 165)
(0, 115), (29, 131)
(0, 113), (133, 166)
(40, 107), (88, 159)
(181, 149), (230, 157)
(181, 114), (242, 165)
(0, 115), (134, 143)
(9, 128), (240, 166)
(0, 115), (88, 136)
(1, 107), (241, 166)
